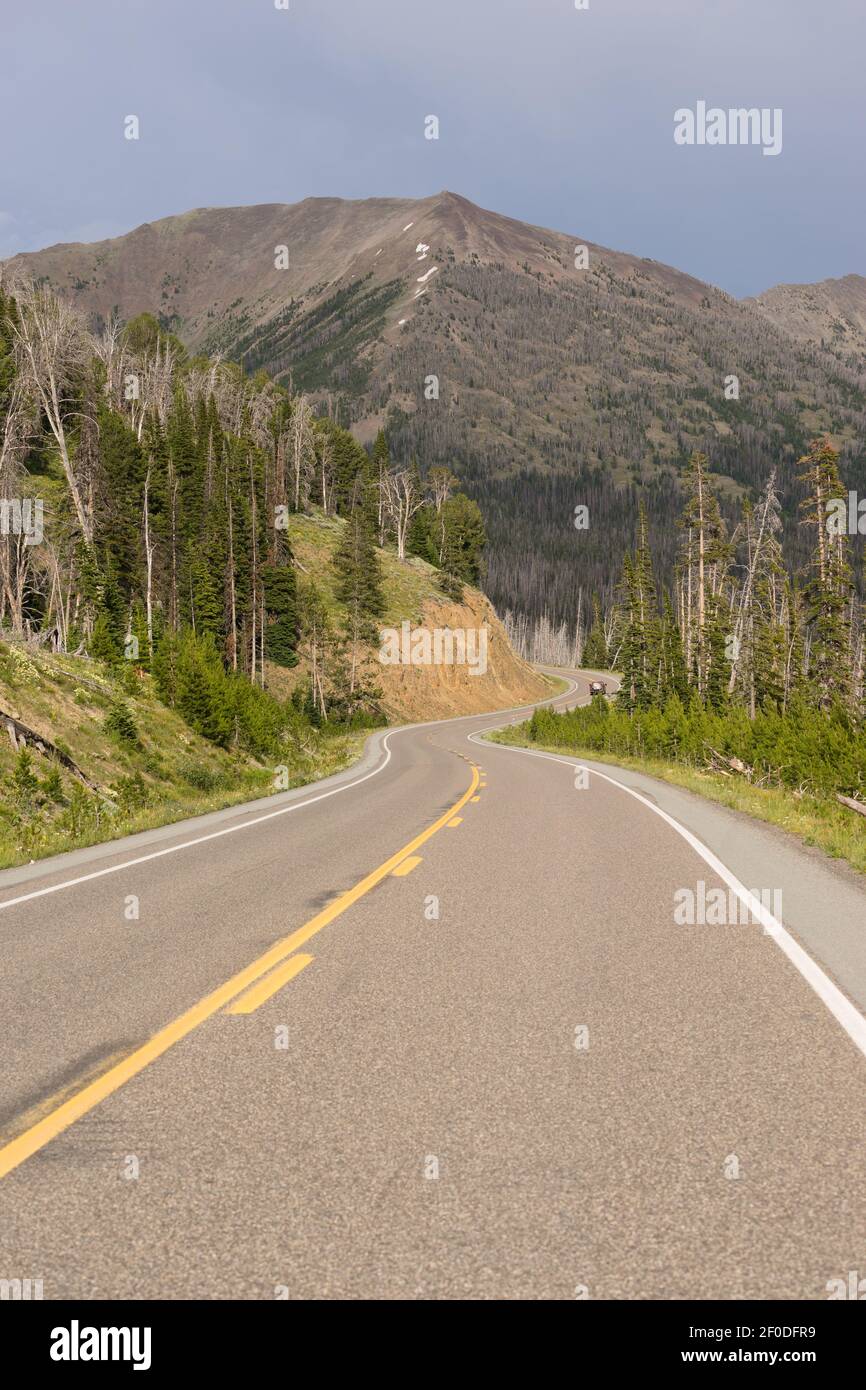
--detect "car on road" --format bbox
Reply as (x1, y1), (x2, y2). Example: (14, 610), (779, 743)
(589, 679), (608, 696)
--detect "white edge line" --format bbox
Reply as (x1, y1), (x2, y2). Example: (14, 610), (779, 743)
(0, 677), (579, 913)
(0, 744), (390, 911)
(469, 733), (866, 1064)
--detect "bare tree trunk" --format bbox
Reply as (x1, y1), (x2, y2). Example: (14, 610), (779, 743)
(143, 468), (155, 655)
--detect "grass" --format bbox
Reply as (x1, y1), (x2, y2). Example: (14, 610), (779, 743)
(488, 724), (866, 878)
(0, 509), (540, 870)
(0, 639), (368, 871)
(0, 510), (449, 870)
(537, 674), (571, 697)
(288, 511), (445, 626)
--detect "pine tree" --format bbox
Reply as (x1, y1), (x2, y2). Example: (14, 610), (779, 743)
(371, 428), (390, 545)
(582, 596), (609, 668)
(728, 473), (786, 714)
(677, 451), (728, 698)
(187, 544), (223, 642)
(615, 552), (640, 712)
(657, 593), (689, 704)
(262, 561), (299, 668)
(440, 493), (486, 586)
(704, 593), (730, 712)
(334, 496), (385, 694)
(798, 438), (853, 711)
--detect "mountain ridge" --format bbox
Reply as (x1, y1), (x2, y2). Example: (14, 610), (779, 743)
(8, 190), (862, 324)
(6, 192), (865, 623)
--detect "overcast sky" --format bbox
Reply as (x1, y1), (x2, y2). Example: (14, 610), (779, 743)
(1, 0), (862, 296)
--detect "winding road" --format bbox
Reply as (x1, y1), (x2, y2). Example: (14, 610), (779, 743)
(2, 670), (866, 1300)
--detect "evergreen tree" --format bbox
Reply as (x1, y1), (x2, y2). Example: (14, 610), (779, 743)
(677, 451), (728, 698)
(798, 438), (853, 711)
(187, 544), (223, 642)
(334, 495), (385, 695)
(582, 595), (609, 668)
(440, 493), (486, 585)
(262, 561), (300, 668)
(657, 593), (689, 704)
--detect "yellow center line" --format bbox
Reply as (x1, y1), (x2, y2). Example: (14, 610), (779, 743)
(225, 954), (314, 1015)
(392, 855), (422, 877)
(447, 816), (463, 827)
(0, 765), (480, 1182)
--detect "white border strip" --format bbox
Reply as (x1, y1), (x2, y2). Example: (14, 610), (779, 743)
(469, 735), (866, 1063)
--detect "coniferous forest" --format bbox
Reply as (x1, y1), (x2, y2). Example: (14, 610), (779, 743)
(0, 277), (485, 755)
(2, 272), (866, 868)
(520, 444), (866, 837)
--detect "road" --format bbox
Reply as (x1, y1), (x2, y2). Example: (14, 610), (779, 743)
(2, 670), (866, 1300)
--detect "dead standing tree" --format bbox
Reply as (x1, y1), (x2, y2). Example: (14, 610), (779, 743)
(383, 466), (425, 561)
(10, 278), (95, 547)
(0, 372), (37, 634)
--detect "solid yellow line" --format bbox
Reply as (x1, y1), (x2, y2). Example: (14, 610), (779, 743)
(447, 817), (463, 827)
(0, 765), (480, 1181)
(392, 855), (422, 877)
(225, 953), (314, 1015)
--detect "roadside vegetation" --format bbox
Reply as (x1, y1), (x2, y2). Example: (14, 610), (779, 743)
(493, 699), (866, 876)
(497, 442), (866, 875)
(0, 277), (490, 867)
(0, 637), (366, 870)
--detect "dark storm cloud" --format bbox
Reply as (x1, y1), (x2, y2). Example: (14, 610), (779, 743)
(0, 0), (862, 295)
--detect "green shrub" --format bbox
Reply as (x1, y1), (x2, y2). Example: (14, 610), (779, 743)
(112, 772), (149, 815)
(525, 695), (866, 799)
(41, 767), (65, 803)
(178, 762), (223, 792)
(104, 700), (139, 745)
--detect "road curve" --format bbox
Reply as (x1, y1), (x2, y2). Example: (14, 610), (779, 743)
(1, 669), (866, 1300)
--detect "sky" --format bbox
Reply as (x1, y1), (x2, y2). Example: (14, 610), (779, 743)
(0, 0), (863, 297)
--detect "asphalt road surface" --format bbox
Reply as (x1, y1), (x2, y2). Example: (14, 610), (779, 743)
(2, 670), (866, 1300)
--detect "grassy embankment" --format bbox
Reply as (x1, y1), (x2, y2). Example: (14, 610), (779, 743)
(0, 638), (368, 871)
(0, 510), (418, 870)
(0, 512), (547, 869)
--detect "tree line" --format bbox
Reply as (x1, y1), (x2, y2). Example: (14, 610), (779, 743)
(608, 443), (861, 717)
(0, 277), (485, 745)
(527, 441), (866, 802)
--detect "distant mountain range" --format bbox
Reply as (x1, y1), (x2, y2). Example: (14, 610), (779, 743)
(7, 192), (865, 622)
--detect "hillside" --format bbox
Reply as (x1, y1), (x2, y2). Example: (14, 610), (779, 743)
(0, 640), (358, 870)
(283, 512), (547, 720)
(748, 274), (866, 361)
(0, 512), (547, 869)
(7, 191), (866, 623)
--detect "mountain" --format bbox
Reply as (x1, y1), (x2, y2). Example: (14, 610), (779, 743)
(7, 193), (866, 624)
(748, 274), (866, 360)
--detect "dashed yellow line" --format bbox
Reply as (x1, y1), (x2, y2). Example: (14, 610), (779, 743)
(0, 765), (480, 1182)
(447, 816), (464, 827)
(392, 855), (422, 877)
(225, 954), (314, 1015)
